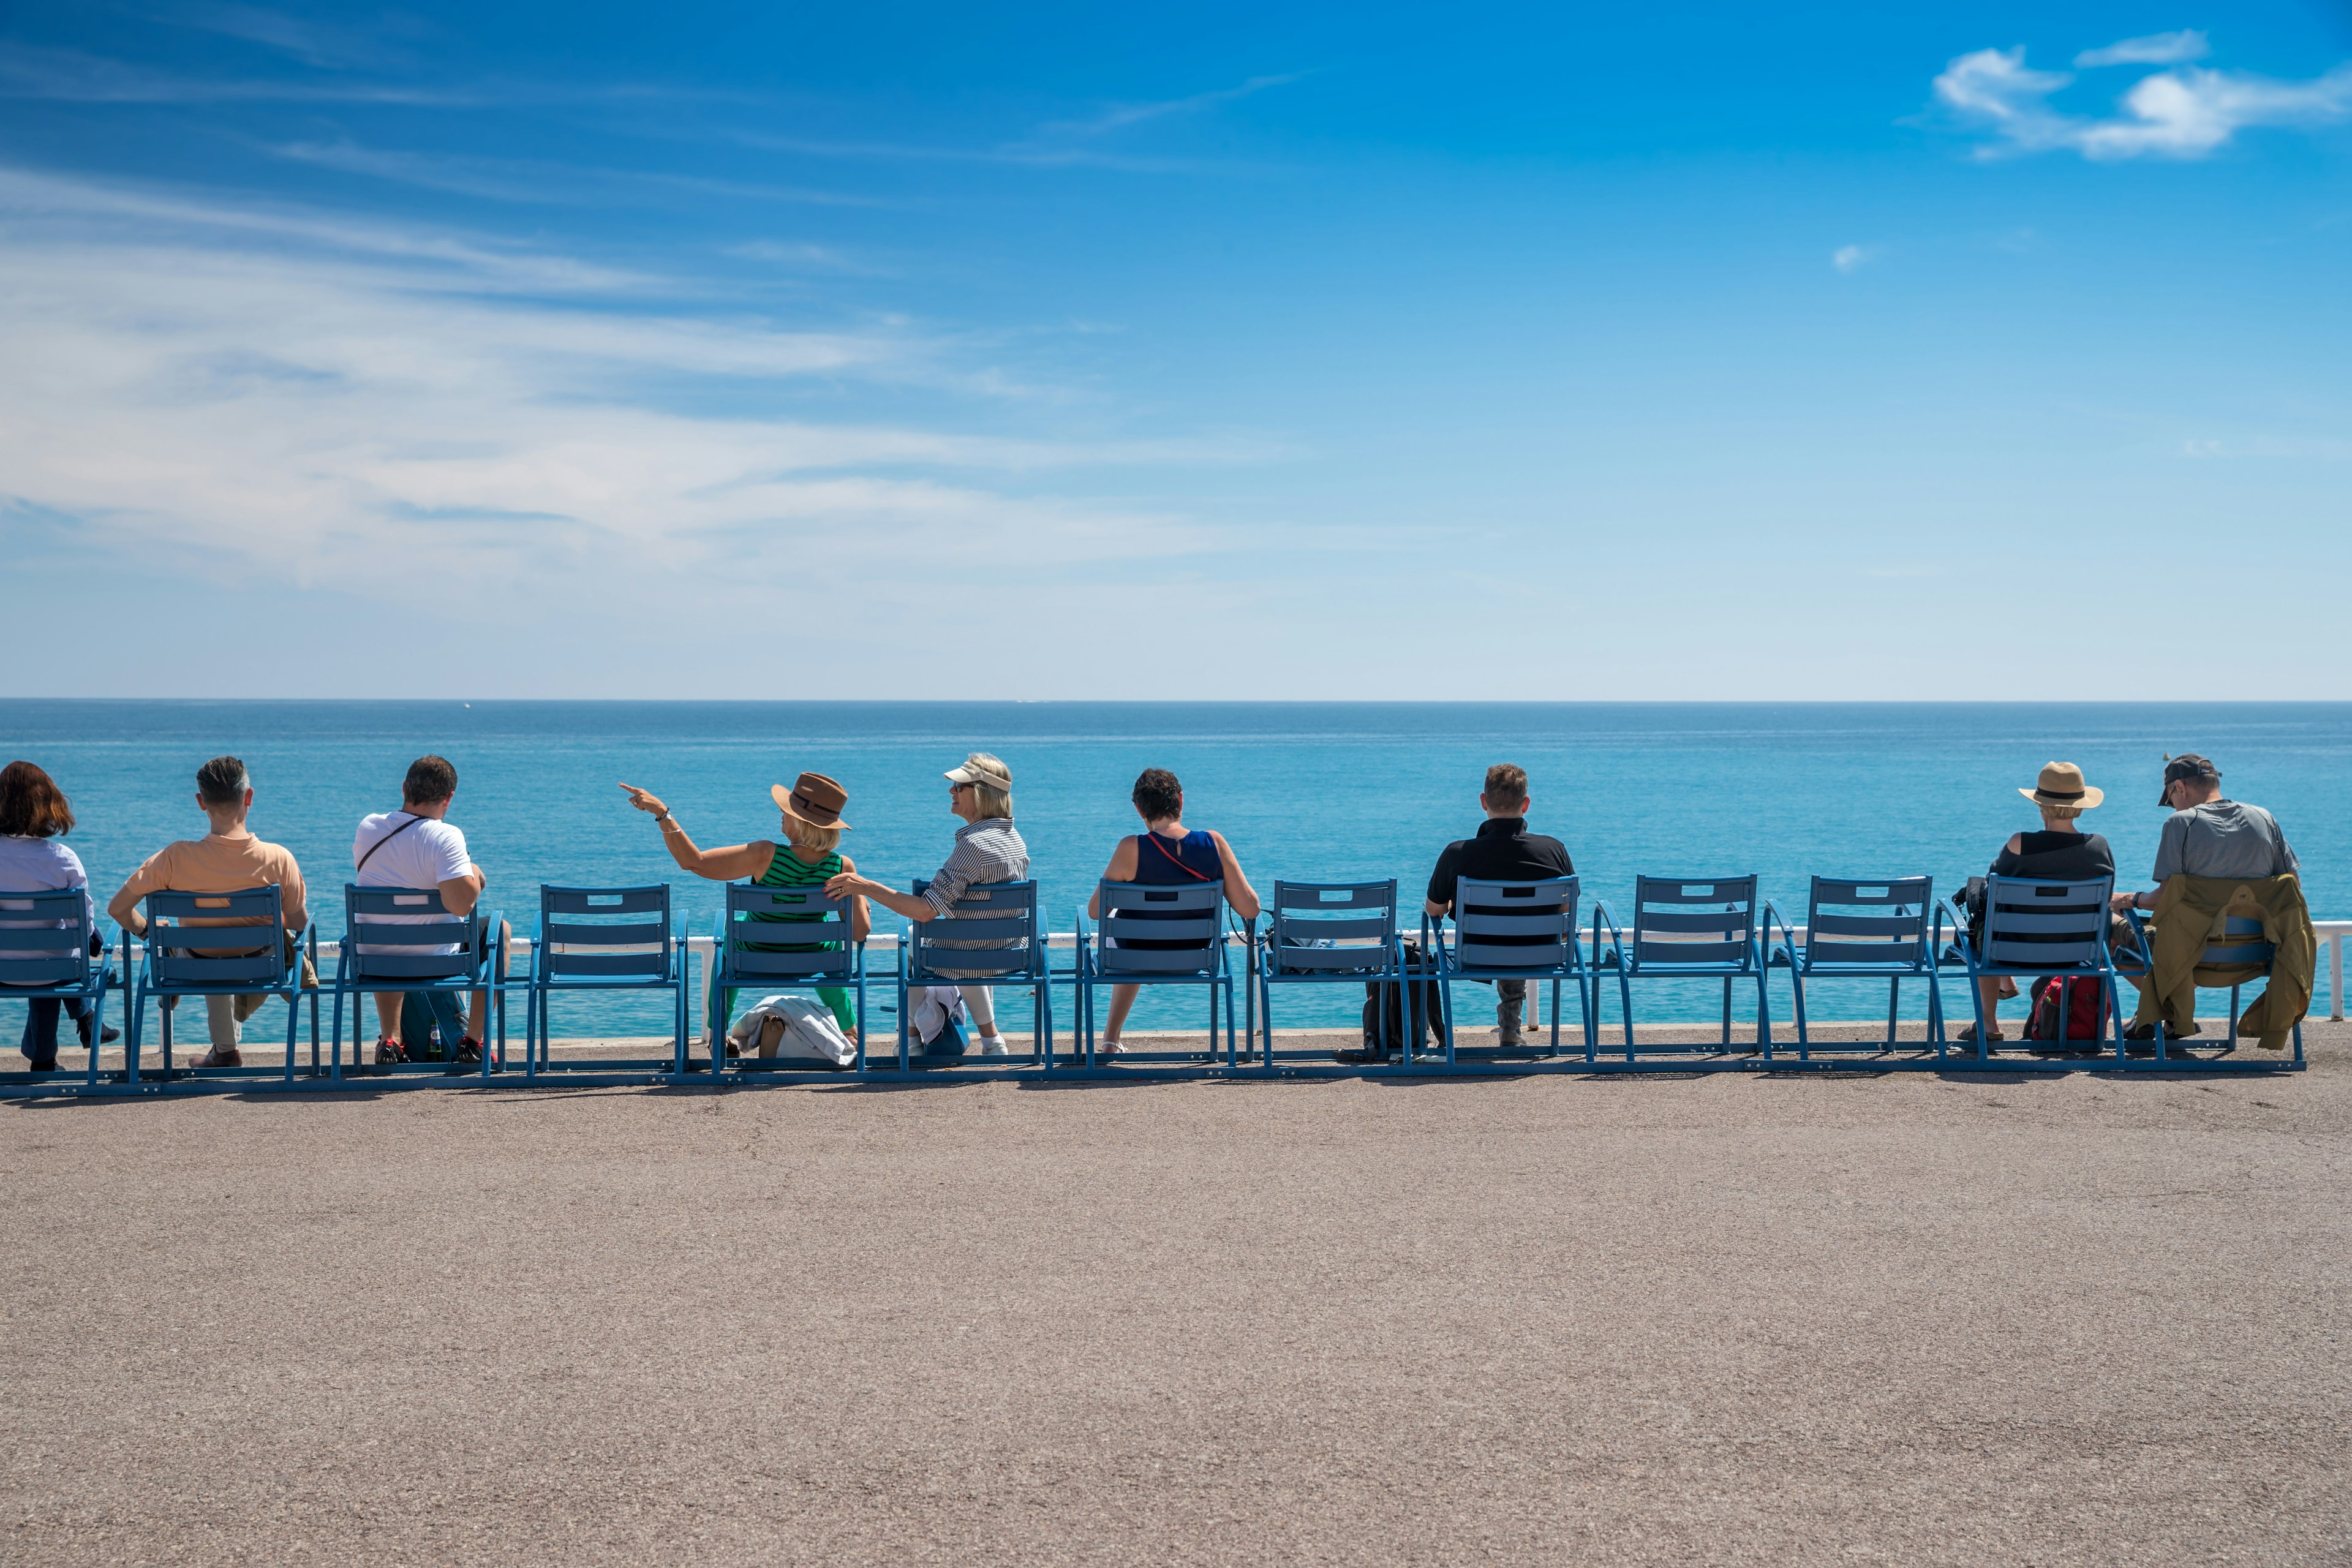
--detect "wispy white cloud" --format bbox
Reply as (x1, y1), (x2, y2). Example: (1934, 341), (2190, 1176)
(268, 138), (880, 209)
(0, 40), (463, 104)
(1030, 73), (1305, 140)
(2075, 30), (2208, 69)
(0, 165), (1268, 624)
(1932, 42), (2352, 159)
(1830, 244), (1875, 273)
(164, 3), (425, 71)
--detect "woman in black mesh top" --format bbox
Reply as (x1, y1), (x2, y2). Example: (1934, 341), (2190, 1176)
(1961, 761), (2115, 1042)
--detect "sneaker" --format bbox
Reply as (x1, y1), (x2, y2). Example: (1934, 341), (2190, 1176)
(374, 1038), (407, 1065)
(192, 1047), (244, 1068)
(1333, 1045), (1390, 1065)
(978, 1036), (1011, 1057)
(454, 1038), (483, 1065)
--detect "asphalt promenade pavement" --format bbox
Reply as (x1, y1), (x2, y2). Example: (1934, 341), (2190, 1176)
(7, 1023), (2348, 1566)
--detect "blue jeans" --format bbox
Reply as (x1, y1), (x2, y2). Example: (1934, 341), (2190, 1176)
(17, 993), (96, 1068)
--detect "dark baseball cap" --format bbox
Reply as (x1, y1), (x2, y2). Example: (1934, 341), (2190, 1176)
(2159, 753), (2220, 804)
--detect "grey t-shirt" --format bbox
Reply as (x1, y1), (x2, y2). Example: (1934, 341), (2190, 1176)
(2150, 801), (2299, 882)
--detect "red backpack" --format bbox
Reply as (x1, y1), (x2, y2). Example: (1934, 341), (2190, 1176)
(2024, 975), (2109, 1042)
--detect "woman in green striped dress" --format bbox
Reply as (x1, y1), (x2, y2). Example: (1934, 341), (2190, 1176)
(619, 772), (870, 1035)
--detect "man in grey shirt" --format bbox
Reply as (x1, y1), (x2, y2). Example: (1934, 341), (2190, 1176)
(2110, 753), (2299, 915)
(827, 752), (1029, 1055)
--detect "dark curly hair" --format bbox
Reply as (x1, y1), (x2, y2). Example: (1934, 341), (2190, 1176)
(0, 760), (75, 838)
(1131, 767), (1183, 822)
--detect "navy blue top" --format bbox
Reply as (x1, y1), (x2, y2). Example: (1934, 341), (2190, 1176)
(1133, 828), (1221, 884)
(1107, 828), (1223, 949)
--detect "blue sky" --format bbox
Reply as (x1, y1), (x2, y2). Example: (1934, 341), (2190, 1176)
(2, 2), (2348, 698)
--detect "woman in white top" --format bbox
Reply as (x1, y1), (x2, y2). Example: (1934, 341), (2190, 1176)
(1, 761), (114, 1069)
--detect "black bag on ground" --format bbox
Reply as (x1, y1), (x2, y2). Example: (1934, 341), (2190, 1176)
(1362, 939), (1444, 1056)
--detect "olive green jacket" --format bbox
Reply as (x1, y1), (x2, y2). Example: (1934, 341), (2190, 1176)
(2130, 873), (2314, 1051)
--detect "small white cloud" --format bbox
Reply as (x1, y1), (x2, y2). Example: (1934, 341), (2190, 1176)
(1931, 42), (2352, 160)
(1831, 244), (1874, 273)
(2076, 30), (2209, 69)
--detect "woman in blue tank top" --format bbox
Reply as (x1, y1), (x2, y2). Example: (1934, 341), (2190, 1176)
(1085, 768), (1261, 1054)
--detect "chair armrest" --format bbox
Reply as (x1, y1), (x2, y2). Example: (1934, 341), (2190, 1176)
(1589, 899), (1628, 971)
(1761, 900), (1800, 968)
(1933, 897), (1975, 970)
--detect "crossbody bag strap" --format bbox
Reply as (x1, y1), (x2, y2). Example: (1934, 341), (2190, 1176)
(356, 812), (425, 874)
(1144, 831), (1214, 881)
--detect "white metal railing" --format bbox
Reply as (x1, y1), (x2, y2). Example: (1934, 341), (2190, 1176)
(119, 922), (2352, 1048)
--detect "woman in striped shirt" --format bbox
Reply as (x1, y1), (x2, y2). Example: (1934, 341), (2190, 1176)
(619, 772), (870, 1035)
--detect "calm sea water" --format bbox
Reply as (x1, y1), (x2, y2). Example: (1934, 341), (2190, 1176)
(5, 701), (2345, 1034)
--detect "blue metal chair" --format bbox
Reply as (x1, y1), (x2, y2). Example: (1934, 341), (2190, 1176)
(1072, 881), (1240, 1068)
(527, 884), (690, 1079)
(899, 880), (1049, 1071)
(327, 884), (508, 1080)
(1, 888), (111, 1087)
(710, 883), (869, 1074)
(1255, 880), (1409, 1066)
(1933, 874), (2122, 1065)
(126, 887), (317, 1084)
(1591, 876), (1769, 1060)
(1768, 877), (1945, 1061)
(2119, 908), (2307, 1066)
(1424, 875), (1593, 1063)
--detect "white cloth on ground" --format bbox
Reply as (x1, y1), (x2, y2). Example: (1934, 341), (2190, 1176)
(728, 994), (856, 1066)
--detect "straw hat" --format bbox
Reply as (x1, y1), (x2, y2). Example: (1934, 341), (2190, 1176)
(2019, 761), (2103, 811)
(771, 771), (851, 831)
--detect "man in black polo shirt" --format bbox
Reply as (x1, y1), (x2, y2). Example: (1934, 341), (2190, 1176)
(1425, 763), (1574, 1047)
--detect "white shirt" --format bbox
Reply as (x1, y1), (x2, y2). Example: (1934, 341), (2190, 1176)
(352, 811), (473, 956)
(0, 835), (95, 968)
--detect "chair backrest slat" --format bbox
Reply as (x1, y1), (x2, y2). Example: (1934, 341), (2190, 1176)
(1268, 880), (1396, 977)
(1981, 875), (2112, 971)
(0, 888), (94, 987)
(342, 883), (480, 986)
(719, 882), (853, 984)
(1451, 876), (1578, 973)
(147, 885), (288, 988)
(1800, 876), (1932, 973)
(908, 880), (1042, 982)
(1096, 880), (1225, 977)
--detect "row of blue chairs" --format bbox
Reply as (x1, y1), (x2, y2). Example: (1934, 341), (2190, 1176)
(1, 866), (2304, 1086)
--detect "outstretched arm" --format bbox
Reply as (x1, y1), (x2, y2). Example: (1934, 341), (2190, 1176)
(620, 782), (776, 883)
(825, 873), (935, 923)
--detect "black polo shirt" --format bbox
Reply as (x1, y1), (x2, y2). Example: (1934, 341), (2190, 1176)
(1427, 818), (1574, 909)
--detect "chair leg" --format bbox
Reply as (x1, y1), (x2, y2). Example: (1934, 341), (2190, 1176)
(1790, 973), (1809, 1062)
(1720, 977), (1731, 1049)
(1885, 977), (1900, 1053)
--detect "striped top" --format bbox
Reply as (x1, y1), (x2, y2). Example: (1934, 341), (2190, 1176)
(744, 843), (843, 950)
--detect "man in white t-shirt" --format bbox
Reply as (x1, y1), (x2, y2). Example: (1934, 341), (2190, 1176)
(352, 755), (508, 1066)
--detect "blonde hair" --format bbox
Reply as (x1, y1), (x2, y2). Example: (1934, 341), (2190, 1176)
(2039, 804), (2083, 823)
(783, 816), (843, 854)
(964, 752), (1013, 820)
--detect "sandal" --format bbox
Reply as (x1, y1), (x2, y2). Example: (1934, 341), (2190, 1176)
(1955, 1022), (2005, 1044)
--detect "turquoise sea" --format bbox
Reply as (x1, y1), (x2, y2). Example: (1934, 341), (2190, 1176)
(5, 701), (2346, 1035)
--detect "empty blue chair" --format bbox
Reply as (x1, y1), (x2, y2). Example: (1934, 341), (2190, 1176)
(710, 883), (868, 1074)
(1256, 880), (1409, 1065)
(327, 884), (508, 1080)
(1425, 875), (1592, 1063)
(1, 888), (111, 1087)
(527, 884), (690, 1079)
(2119, 908), (2305, 1066)
(1591, 876), (1770, 1060)
(1073, 880), (1240, 1068)
(1935, 874), (2122, 1063)
(126, 886), (316, 1083)
(899, 880), (1049, 1071)
(1768, 876), (1945, 1061)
